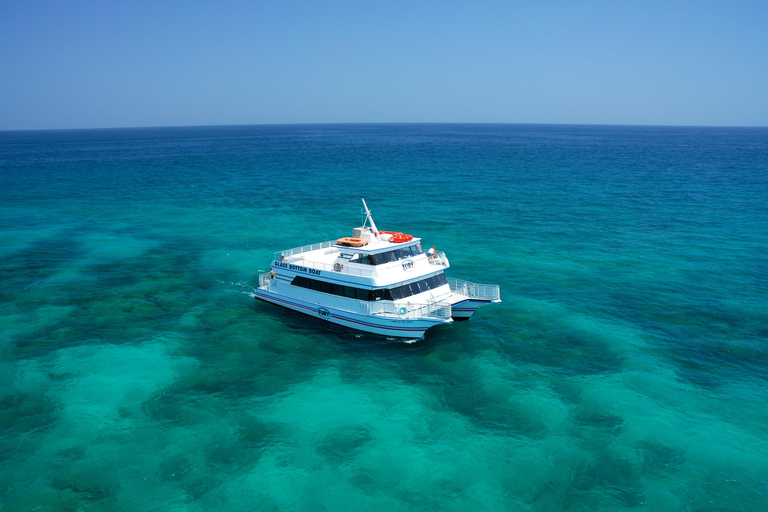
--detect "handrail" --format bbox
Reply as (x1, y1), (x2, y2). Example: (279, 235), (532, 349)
(274, 240), (375, 278)
(275, 240), (338, 261)
(428, 250), (450, 267)
(448, 278), (500, 301)
(359, 300), (452, 321)
(275, 256), (375, 278)
(258, 271), (273, 288)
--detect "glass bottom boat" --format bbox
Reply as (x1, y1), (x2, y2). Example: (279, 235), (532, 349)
(255, 199), (500, 339)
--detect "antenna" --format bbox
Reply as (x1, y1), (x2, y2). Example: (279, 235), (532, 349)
(361, 198), (380, 239)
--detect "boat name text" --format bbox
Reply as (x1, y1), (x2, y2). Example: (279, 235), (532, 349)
(275, 261), (322, 275)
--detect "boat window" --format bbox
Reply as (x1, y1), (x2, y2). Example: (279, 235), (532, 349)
(413, 243), (423, 254)
(349, 253), (372, 265)
(289, 274), (443, 303)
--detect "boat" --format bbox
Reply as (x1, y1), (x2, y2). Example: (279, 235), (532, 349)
(254, 199), (501, 339)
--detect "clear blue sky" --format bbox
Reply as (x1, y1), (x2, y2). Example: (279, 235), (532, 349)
(1, 0), (766, 130)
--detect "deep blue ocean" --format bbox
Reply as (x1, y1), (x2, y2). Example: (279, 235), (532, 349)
(1, 124), (767, 511)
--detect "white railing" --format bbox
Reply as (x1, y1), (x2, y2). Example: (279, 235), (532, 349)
(274, 240), (375, 278)
(360, 300), (452, 321)
(258, 271), (273, 288)
(279, 257), (376, 278)
(275, 240), (338, 261)
(448, 278), (501, 301)
(428, 250), (450, 267)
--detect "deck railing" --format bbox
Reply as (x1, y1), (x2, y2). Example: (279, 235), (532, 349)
(448, 278), (501, 301)
(258, 271), (273, 288)
(274, 241), (375, 278)
(274, 240), (338, 261)
(427, 250), (450, 268)
(361, 300), (452, 321)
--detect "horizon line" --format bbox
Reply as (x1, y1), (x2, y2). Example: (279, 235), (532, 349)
(2, 121), (767, 133)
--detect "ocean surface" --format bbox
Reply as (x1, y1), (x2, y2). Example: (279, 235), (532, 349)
(1, 124), (767, 511)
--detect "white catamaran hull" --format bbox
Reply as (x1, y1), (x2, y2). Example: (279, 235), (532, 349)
(255, 287), (451, 338)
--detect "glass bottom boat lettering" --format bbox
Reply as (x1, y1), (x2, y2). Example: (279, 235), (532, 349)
(255, 199), (501, 339)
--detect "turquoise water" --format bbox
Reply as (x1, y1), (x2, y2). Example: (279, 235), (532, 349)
(1, 124), (767, 511)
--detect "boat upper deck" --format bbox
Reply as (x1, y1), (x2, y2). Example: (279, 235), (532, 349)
(274, 237), (449, 281)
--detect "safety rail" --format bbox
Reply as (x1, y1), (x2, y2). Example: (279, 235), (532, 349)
(427, 250), (450, 268)
(258, 271), (274, 288)
(274, 240), (375, 278)
(277, 257), (375, 278)
(275, 240), (339, 261)
(360, 300), (452, 321)
(448, 278), (501, 301)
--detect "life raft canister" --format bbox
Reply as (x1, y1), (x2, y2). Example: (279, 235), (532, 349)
(336, 237), (367, 247)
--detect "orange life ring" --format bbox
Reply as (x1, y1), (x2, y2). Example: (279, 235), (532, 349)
(336, 237), (367, 247)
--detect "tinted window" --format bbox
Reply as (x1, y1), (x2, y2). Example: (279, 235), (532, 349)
(350, 253), (372, 265)
(390, 286), (404, 300)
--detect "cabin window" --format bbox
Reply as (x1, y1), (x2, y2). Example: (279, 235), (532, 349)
(289, 274), (445, 303)
(349, 253), (372, 265)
